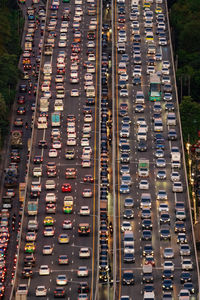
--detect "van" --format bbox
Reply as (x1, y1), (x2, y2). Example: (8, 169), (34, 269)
(43, 62), (52, 75)
(154, 119), (163, 132)
(123, 231), (134, 246)
(167, 112), (176, 126)
(135, 91), (145, 104)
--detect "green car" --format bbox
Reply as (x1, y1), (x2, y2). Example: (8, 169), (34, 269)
(63, 0), (70, 2)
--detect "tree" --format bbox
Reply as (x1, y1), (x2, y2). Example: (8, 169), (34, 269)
(180, 96), (200, 143)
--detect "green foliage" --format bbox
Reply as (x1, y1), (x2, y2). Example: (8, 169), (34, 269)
(170, 0), (200, 102)
(180, 96), (200, 144)
(0, 0), (22, 148)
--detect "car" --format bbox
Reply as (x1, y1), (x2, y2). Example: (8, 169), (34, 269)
(173, 181), (183, 192)
(58, 255), (69, 265)
(160, 225), (171, 240)
(180, 271), (192, 284)
(39, 265), (50, 275)
(77, 266), (89, 277)
(139, 180), (149, 190)
(79, 248), (90, 258)
(120, 184), (130, 194)
(82, 189), (93, 198)
(123, 209), (134, 219)
(143, 245), (154, 257)
(135, 104), (144, 113)
(80, 206), (90, 215)
(56, 274), (68, 286)
(156, 158), (166, 167)
(62, 220), (73, 230)
(21, 267), (33, 278)
(157, 170), (166, 180)
(162, 279), (173, 291)
(181, 258), (193, 270)
(58, 233), (70, 244)
(45, 193), (57, 203)
(54, 287), (66, 298)
(43, 245), (53, 255)
(24, 242), (35, 253)
(121, 221), (132, 232)
(180, 244), (191, 256)
(163, 248), (174, 259)
(43, 226), (55, 237)
(71, 89), (79, 96)
(124, 198), (134, 208)
(49, 149), (58, 157)
(35, 286), (47, 297)
(157, 190), (167, 200)
(62, 183), (72, 192)
(178, 289), (190, 299)
(163, 261), (174, 271)
(83, 174), (94, 183)
(122, 270), (134, 285)
(43, 216), (55, 226)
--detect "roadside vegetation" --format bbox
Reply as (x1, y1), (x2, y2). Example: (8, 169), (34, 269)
(169, 0), (200, 143)
(0, 0), (22, 148)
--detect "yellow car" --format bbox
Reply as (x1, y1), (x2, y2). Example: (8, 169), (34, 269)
(43, 216), (55, 226)
(155, 6), (162, 13)
(24, 242), (35, 253)
(143, 2), (150, 8)
(58, 233), (70, 244)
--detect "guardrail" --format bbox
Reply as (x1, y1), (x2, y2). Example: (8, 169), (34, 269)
(165, 0), (200, 298)
(9, 0), (51, 298)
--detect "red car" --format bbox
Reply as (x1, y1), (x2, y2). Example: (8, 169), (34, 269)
(62, 183), (72, 193)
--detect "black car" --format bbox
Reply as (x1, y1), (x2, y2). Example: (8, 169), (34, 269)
(137, 140), (147, 152)
(168, 129), (177, 140)
(180, 272), (192, 283)
(77, 282), (89, 294)
(22, 267), (33, 278)
(142, 219), (152, 230)
(120, 153), (130, 163)
(19, 84), (27, 93)
(162, 279), (173, 290)
(33, 156), (43, 164)
(162, 270), (173, 279)
(54, 287), (66, 298)
(38, 140), (47, 148)
(123, 252), (135, 263)
(123, 209), (134, 219)
(122, 270), (134, 285)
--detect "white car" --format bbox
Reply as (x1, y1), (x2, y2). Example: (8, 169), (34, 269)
(43, 245), (53, 255)
(71, 89), (79, 97)
(67, 138), (77, 146)
(39, 265), (50, 275)
(121, 221), (132, 232)
(82, 189), (92, 198)
(171, 171), (180, 182)
(88, 54), (95, 61)
(87, 41), (95, 48)
(48, 149), (58, 158)
(59, 33), (67, 40)
(77, 266), (88, 277)
(84, 73), (93, 81)
(55, 75), (64, 83)
(80, 206), (90, 215)
(178, 289), (190, 300)
(173, 181), (183, 192)
(84, 114), (93, 123)
(35, 286), (47, 297)
(70, 63), (79, 71)
(158, 203), (169, 212)
(181, 258), (193, 270)
(45, 180), (56, 190)
(43, 227), (55, 237)
(58, 40), (67, 47)
(139, 180), (149, 190)
(45, 193), (57, 202)
(26, 232), (37, 242)
(82, 160), (91, 168)
(56, 274), (68, 285)
(79, 248), (90, 258)
(81, 138), (90, 147)
(163, 261), (174, 271)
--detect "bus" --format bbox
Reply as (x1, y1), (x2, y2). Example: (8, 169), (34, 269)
(19, 183), (26, 202)
(149, 74), (161, 101)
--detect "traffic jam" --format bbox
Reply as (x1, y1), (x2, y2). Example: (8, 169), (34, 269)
(4, 0), (99, 298)
(116, 0), (198, 299)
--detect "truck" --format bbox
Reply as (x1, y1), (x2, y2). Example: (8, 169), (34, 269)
(142, 264), (153, 283)
(16, 284), (28, 300)
(51, 112), (61, 127)
(11, 130), (23, 148)
(138, 159), (149, 177)
(63, 195), (74, 213)
(100, 200), (108, 220)
(4, 167), (18, 188)
(28, 199), (38, 216)
(171, 147), (181, 168)
(40, 97), (49, 112)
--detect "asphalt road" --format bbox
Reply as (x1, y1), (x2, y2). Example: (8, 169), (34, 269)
(15, 0), (100, 299)
(114, 0), (199, 299)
